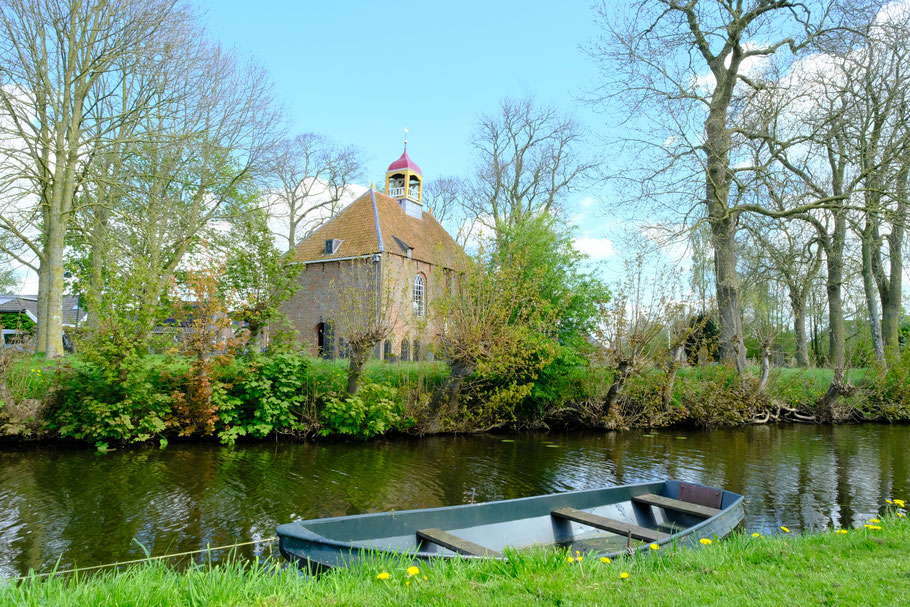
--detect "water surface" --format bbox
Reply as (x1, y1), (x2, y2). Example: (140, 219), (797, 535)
(1, 424), (907, 578)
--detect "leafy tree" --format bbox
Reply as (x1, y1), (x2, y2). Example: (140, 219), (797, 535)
(218, 208), (299, 351)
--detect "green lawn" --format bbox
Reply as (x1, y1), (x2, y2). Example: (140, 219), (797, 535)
(4, 512), (908, 606)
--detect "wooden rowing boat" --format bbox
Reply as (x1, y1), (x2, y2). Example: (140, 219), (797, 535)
(277, 479), (745, 570)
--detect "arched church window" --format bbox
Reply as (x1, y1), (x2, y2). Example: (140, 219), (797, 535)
(413, 274), (425, 317)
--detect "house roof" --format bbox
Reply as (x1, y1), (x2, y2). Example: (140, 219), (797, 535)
(387, 149), (422, 175)
(0, 294), (85, 325)
(293, 189), (464, 269)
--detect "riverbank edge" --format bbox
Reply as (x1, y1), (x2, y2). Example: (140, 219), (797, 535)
(3, 355), (908, 448)
(3, 513), (908, 606)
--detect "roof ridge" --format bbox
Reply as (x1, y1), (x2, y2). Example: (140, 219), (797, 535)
(370, 189), (384, 252)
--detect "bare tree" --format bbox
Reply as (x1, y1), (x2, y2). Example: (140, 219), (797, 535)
(743, 216), (823, 367)
(270, 133), (362, 253)
(331, 258), (404, 395)
(587, 0), (875, 373)
(468, 97), (597, 237)
(0, 0), (190, 357)
(422, 176), (477, 247)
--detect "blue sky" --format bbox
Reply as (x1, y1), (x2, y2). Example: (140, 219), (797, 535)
(206, 0), (604, 180)
(204, 0), (617, 261)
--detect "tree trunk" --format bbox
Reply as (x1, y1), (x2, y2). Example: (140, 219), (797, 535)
(604, 359), (634, 422)
(758, 343), (771, 392)
(880, 160), (906, 352)
(791, 298), (810, 368)
(826, 215), (847, 372)
(860, 226), (885, 363)
(347, 344), (368, 394)
(711, 215), (746, 372)
(35, 260), (49, 355)
(428, 360), (476, 430)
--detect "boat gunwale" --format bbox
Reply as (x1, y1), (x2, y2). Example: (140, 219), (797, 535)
(277, 481), (745, 559)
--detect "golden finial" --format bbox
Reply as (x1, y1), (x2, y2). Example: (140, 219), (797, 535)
(370, 181), (375, 190)
(404, 127), (408, 149)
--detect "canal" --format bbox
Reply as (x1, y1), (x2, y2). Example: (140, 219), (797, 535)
(1, 423), (907, 578)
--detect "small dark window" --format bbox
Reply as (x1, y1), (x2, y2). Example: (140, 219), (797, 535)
(401, 338), (410, 362)
(413, 339), (421, 362)
(324, 239), (342, 255)
(383, 339), (392, 360)
(322, 320), (335, 359)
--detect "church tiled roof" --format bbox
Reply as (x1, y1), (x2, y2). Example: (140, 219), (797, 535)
(293, 189), (464, 269)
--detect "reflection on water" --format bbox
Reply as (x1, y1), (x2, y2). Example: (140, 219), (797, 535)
(1, 424), (907, 578)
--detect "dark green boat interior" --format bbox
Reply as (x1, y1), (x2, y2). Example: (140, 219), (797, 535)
(278, 480), (745, 567)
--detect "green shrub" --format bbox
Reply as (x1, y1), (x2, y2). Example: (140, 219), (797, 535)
(47, 353), (184, 448)
(319, 382), (404, 439)
(215, 351), (312, 444)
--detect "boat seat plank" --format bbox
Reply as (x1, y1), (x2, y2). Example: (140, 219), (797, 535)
(633, 493), (721, 518)
(416, 528), (503, 557)
(551, 507), (666, 543)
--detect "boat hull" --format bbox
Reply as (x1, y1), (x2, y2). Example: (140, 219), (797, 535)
(278, 480), (745, 570)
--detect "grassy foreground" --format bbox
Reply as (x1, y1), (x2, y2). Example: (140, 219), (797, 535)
(4, 513), (909, 607)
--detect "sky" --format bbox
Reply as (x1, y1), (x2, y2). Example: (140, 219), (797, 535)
(203, 0), (618, 261)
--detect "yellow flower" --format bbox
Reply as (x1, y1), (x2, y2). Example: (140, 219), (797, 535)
(575, 550), (580, 556)
(869, 518), (880, 523)
(751, 533), (761, 538)
(620, 572), (630, 579)
(897, 513), (905, 518)
(376, 572), (390, 580)
(835, 529), (848, 534)
(780, 526), (790, 533)
(699, 538), (712, 545)
(895, 499), (906, 507)
(577, 556), (584, 562)
(600, 557), (611, 563)
(866, 525), (882, 530)
(567, 556), (574, 563)
(406, 580), (410, 587)
(649, 543), (660, 551)
(406, 566), (420, 576)
(886, 499), (894, 505)
(423, 576), (428, 580)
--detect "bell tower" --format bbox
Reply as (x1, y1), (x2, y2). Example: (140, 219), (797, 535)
(385, 130), (423, 218)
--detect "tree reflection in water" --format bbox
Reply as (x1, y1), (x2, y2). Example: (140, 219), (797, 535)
(1, 424), (907, 578)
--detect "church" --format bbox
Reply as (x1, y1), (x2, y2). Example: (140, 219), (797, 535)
(282, 147), (464, 360)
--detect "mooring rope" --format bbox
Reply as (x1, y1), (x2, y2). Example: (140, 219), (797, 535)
(6, 536), (279, 583)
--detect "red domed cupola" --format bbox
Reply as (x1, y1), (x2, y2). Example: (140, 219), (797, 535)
(384, 134), (423, 216)
(387, 149), (422, 176)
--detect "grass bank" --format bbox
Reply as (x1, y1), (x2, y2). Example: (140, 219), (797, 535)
(4, 512), (908, 606)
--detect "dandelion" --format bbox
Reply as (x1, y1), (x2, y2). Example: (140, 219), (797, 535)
(836, 530), (848, 534)
(600, 557), (611, 563)
(869, 519), (881, 523)
(699, 538), (712, 545)
(886, 499), (894, 505)
(751, 533), (761, 538)
(620, 572), (629, 579)
(649, 543), (660, 551)
(865, 524), (882, 530)
(567, 556), (575, 563)
(897, 513), (905, 518)
(406, 580), (410, 587)
(895, 499), (906, 508)
(423, 576), (428, 580)
(407, 566), (420, 576)
(376, 572), (390, 580)
(780, 526), (790, 533)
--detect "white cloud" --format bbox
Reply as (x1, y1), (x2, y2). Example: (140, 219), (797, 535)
(574, 236), (614, 259)
(579, 196), (596, 208)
